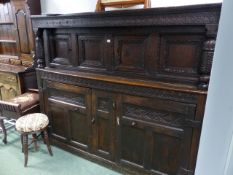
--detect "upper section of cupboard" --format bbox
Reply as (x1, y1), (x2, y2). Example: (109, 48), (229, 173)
(31, 3), (221, 89)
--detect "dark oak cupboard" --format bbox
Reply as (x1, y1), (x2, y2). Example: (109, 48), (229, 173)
(32, 3), (221, 175)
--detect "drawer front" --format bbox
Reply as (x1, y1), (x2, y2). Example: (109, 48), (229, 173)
(121, 94), (196, 128)
(46, 81), (89, 106)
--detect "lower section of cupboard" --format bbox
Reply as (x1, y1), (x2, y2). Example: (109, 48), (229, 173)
(51, 138), (188, 175)
(43, 81), (202, 175)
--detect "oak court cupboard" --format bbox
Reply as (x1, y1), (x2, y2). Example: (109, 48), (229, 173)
(31, 3), (221, 175)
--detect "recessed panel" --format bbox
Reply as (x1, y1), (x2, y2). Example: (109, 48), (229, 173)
(49, 34), (72, 65)
(121, 125), (145, 166)
(152, 133), (182, 174)
(114, 36), (147, 73)
(160, 35), (204, 75)
(70, 111), (89, 146)
(78, 35), (106, 69)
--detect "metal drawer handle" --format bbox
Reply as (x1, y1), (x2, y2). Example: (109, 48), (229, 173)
(131, 121), (136, 126)
(91, 118), (95, 124)
(117, 117), (120, 126)
(74, 107), (79, 111)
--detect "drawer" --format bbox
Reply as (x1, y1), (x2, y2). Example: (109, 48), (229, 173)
(45, 81), (90, 107)
(121, 94), (196, 128)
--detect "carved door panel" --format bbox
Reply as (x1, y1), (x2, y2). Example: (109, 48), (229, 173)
(116, 94), (196, 174)
(92, 90), (116, 160)
(45, 81), (92, 152)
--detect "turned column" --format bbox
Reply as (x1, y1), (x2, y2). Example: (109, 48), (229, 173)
(34, 29), (45, 69)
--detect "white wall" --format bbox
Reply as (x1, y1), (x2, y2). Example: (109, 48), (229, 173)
(40, 0), (97, 14)
(195, 0), (233, 174)
(40, 0), (222, 14)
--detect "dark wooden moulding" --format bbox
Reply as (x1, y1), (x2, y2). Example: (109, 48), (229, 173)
(32, 3), (221, 175)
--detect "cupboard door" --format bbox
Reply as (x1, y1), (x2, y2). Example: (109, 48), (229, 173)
(117, 94), (196, 174)
(92, 90), (116, 160)
(48, 100), (69, 142)
(45, 81), (92, 151)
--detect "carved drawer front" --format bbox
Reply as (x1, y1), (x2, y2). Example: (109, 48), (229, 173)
(45, 81), (92, 151)
(122, 95), (196, 127)
(117, 94), (196, 174)
(46, 81), (87, 106)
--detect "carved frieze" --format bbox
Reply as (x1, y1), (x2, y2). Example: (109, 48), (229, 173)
(38, 69), (197, 103)
(32, 8), (220, 30)
(124, 104), (184, 127)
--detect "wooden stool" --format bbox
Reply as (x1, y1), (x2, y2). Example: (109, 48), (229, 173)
(15, 113), (53, 167)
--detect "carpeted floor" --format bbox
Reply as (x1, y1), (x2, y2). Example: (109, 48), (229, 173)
(0, 129), (122, 175)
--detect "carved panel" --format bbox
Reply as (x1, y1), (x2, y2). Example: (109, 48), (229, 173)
(49, 34), (72, 65)
(48, 88), (85, 106)
(114, 36), (147, 73)
(200, 39), (216, 74)
(78, 35), (106, 69)
(31, 5), (220, 30)
(98, 98), (109, 112)
(35, 29), (45, 68)
(124, 104), (184, 127)
(0, 86), (18, 100)
(16, 10), (30, 54)
(160, 35), (204, 75)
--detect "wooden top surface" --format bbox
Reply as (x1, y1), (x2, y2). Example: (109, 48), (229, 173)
(31, 3), (221, 29)
(0, 63), (27, 73)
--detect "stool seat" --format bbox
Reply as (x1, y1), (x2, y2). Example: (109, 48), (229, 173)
(16, 113), (49, 133)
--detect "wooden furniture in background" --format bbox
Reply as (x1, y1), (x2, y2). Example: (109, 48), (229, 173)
(96, 0), (151, 11)
(0, 0), (40, 100)
(32, 3), (221, 175)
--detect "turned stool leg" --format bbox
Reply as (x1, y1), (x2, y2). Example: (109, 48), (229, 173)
(21, 134), (23, 152)
(0, 118), (7, 144)
(22, 134), (28, 167)
(32, 133), (38, 151)
(43, 129), (53, 156)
